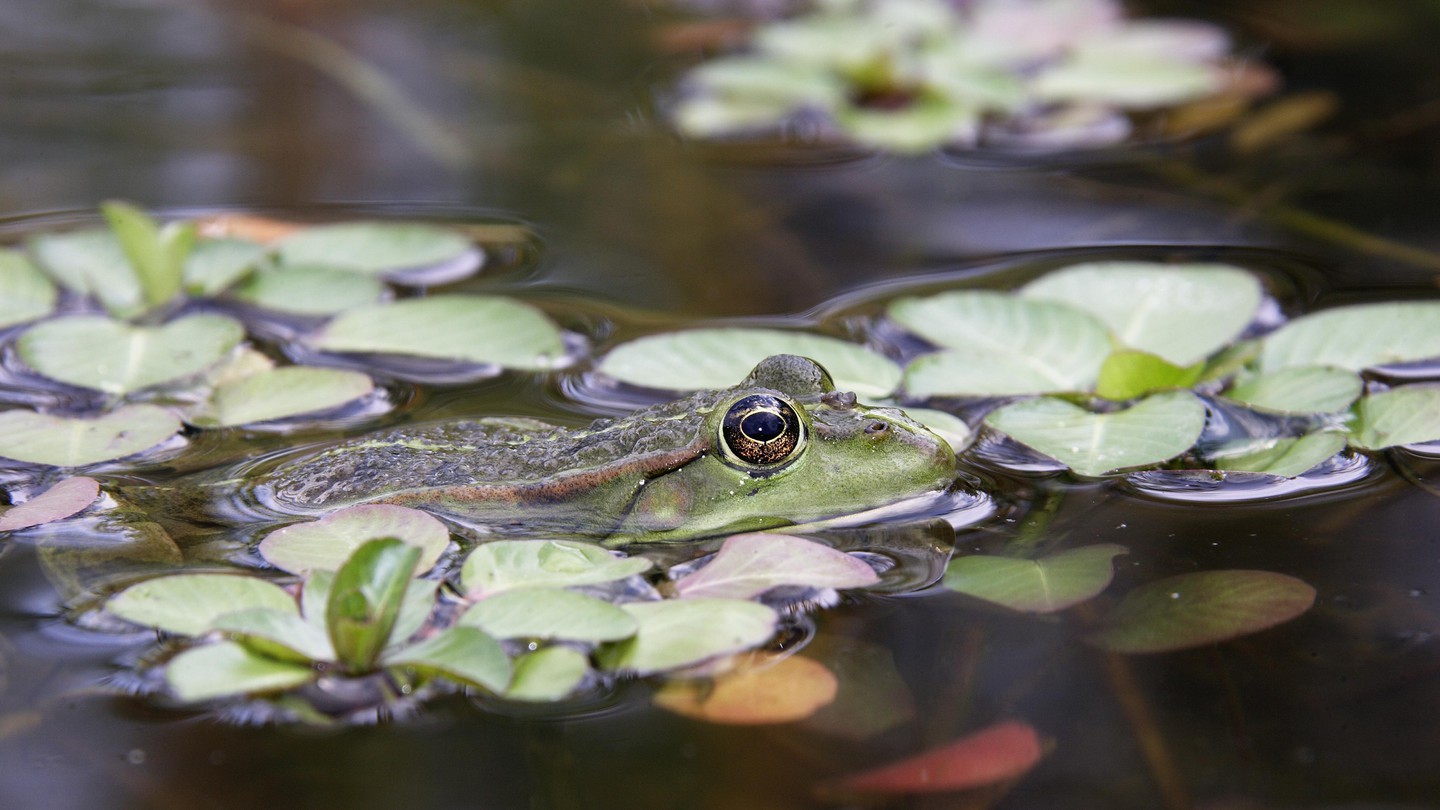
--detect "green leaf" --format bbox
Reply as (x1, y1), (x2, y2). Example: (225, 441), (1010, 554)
(1348, 385), (1440, 450)
(18, 314), (244, 394)
(943, 544), (1127, 613)
(1259, 302), (1440, 372)
(505, 647), (591, 702)
(673, 533), (878, 600)
(1032, 53), (1221, 108)
(686, 56), (844, 108)
(388, 579), (440, 648)
(1021, 263), (1262, 366)
(984, 392), (1208, 476)
(230, 266), (387, 315)
(384, 626), (511, 693)
(598, 328), (901, 399)
(260, 505), (449, 576)
(310, 296), (566, 370)
(1090, 570), (1315, 654)
(460, 540), (652, 599)
(190, 366), (374, 428)
(0, 250), (57, 329)
(212, 607), (336, 663)
(596, 599), (779, 676)
(1226, 366), (1363, 414)
(101, 201), (195, 308)
(0, 476), (100, 531)
(276, 222), (474, 276)
(107, 573), (298, 636)
(166, 641), (316, 702)
(1095, 350), (1204, 400)
(1213, 432), (1347, 477)
(891, 292), (1111, 396)
(182, 237), (268, 296)
(28, 229), (145, 318)
(834, 97), (981, 154)
(459, 589), (638, 642)
(326, 539), (421, 672)
(0, 406), (181, 467)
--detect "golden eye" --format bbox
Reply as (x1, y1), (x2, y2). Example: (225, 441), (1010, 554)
(720, 394), (805, 468)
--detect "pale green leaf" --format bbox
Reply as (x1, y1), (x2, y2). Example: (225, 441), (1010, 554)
(230, 266), (386, 315)
(0, 406), (181, 467)
(460, 540), (652, 598)
(673, 532), (878, 600)
(1348, 386), (1440, 450)
(943, 544), (1127, 613)
(384, 626), (511, 692)
(1226, 366), (1363, 414)
(167, 641), (316, 702)
(107, 573), (297, 636)
(596, 599), (778, 675)
(1213, 432), (1347, 477)
(0, 250), (57, 329)
(1091, 570), (1315, 653)
(1095, 350), (1204, 400)
(1260, 302), (1440, 372)
(901, 407), (974, 453)
(260, 504), (448, 576)
(182, 237), (268, 296)
(191, 366), (374, 428)
(18, 314), (244, 394)
(984, 392), (1208, 476)
(276, 222), (474, 276)
(834, 98), (981, 153)
(598, 328), (900, 398)
(212, 607), (336, 663)
(101, 201), (194, 308)
(460, 589), (637, 642)
(311, 296), (566, 370)
(1032, 53), (1222, 108)
(505, 647), (590, 702)
(27, 228), (144, 318)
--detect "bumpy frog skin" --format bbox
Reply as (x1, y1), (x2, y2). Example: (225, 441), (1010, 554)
(142, 355), (956, 544)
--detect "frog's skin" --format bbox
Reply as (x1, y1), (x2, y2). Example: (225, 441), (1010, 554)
(137, 355), (956, 544)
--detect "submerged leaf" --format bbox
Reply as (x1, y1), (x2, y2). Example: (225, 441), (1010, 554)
(311, 296), (566, 370)
(460, 589), (637, 642)
(193, 366), (374, 428)
(167, 641), (317, 702)
(107, 573), (298, 636)
(0, 250), (57, 329)
(460, 540), (652, 598)
(18, 314), (244, 394)
(1091, 569), (1316, 653)
(984, 392), (1208, 476)
(326, 539), (421, 672)
(673, 533), (878, 600)
(1021, 262), (1262, 366)
(597, 599), (778, 676)
(0, 406), (181, 467)
(598, 329), (901, 398)
(505, 647), (591, 702)
(384, 626), (511, 693)
(943, 544), (1127, 613)
(823, 721), (1044, 795)
(0, 477), (100, 531)
(1348, 385), (1440, 450)
(276, 222), (475, 276)
(1260, 301), (1440, 372)
(1213, 432), (1347, 477)
(1226, 366), (1362, 414)
(654, 655), (838, 725)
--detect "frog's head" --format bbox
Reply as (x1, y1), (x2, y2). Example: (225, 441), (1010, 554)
(617, 354), (957, 542)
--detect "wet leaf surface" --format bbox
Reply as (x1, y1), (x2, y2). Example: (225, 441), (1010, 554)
(0, 250), (57, 329)
(27, 228), (144, 319)
(943, 544), (1127, 613)
(213, 607), (336, 663)
(182, 237), (267, 296)
(1213, 431), (1347, 477)
(984, 392), (1208, 476)
(0, 406), (181, 467)
(384, 626), (511, 693)
(190, 365), (374, 427)
(1226, 366), (1363, 414)
(460, 540), (651, 598)
(1090, 569), (1316, 654)
(107, 573), (298, 637)
(673, 533), (878, 600)
(653, 655), (838, 725)
(460, 588), (638, 642)
(230, 265), (387, 315)
(101, 201), (194, 310)
(276, 222), (475, 276)
(166, 640), (317, 702)
(260, 505), (449, 576)
(1260, 301), (1440, 372)
(1348, 385), (1440, 450)
(0, 477), (99, 531)
(18, 313), (244, 394)
(504, 647), (590, 702)
(1095, 350), (1204, 400)
(597, 599), (778, 676)
(821, 720), (1044, 795)
(326, 539), (421, 671)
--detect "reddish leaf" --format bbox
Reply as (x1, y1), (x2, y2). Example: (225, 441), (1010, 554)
(827, 721), (1044, 795)
(0, 477), (100, 531)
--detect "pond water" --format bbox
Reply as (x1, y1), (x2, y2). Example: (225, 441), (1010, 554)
(4, 1), (1440, 808)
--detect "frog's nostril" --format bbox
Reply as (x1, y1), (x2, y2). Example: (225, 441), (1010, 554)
(865, 421), (888, 435)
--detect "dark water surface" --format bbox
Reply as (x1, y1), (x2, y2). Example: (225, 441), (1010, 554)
(4, 1), (1440, 808)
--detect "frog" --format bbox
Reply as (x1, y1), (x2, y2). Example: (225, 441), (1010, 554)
(128, 354), (956, 545)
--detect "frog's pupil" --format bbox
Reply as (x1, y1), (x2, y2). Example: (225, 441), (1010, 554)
(742, 411), (785, 442)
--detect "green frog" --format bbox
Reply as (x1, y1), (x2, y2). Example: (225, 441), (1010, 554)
(135, 355), (956, 544)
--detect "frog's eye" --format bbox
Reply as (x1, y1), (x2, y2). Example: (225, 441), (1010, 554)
(720, 394), (805, 469)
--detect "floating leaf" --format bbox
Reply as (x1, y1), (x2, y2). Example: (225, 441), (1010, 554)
(943, 544), (1127, 613)
(212, 607), (336, 663)
(191, 366), (374, 428)
(107, 573), (297, 636)
(0, 250), (57, 329)
(598, 329), (901, 398)
(892, 292), (1111, 396)
(834, 98), (981, 154)
(459, 589), (637, 642)
(1259, 302), (1440, 372)
(276, 222), (474, 276)
(1091, 570), (1316, 654)
(597, 599), (778, 676)
(182, 237), (268, 296)
(823, 721), (1044, 795)
(654, 655), (838, 725)
(505, 647), (590, 702)
(0, 406), (181, 467)
(101, 200), (195, 308)
(166, 641), (316, 702)
(389, 579), (441, 649)
(984, 392), (1208, 476)
(1226, 366), (1363, 414)
(460, 540), (652, 598)
(0, 477), (100, 531)
(1021, 263), (1262, 366)
(1033, 53), (1221, 107)
(230, 266), (386, 315)
(902, 408), (974, 453)
(1348, 385), (1440, 450)
(674, 533), (878, 600)
(326, 539), (421, 672)
(18, 314), (244, 394)
(1213, 432), (1347, 477)
(28, 228), (144, 318)
(1095, 350), (1203, 401)
(384, 626), (511, 693)
(311, 296), (566, 370)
